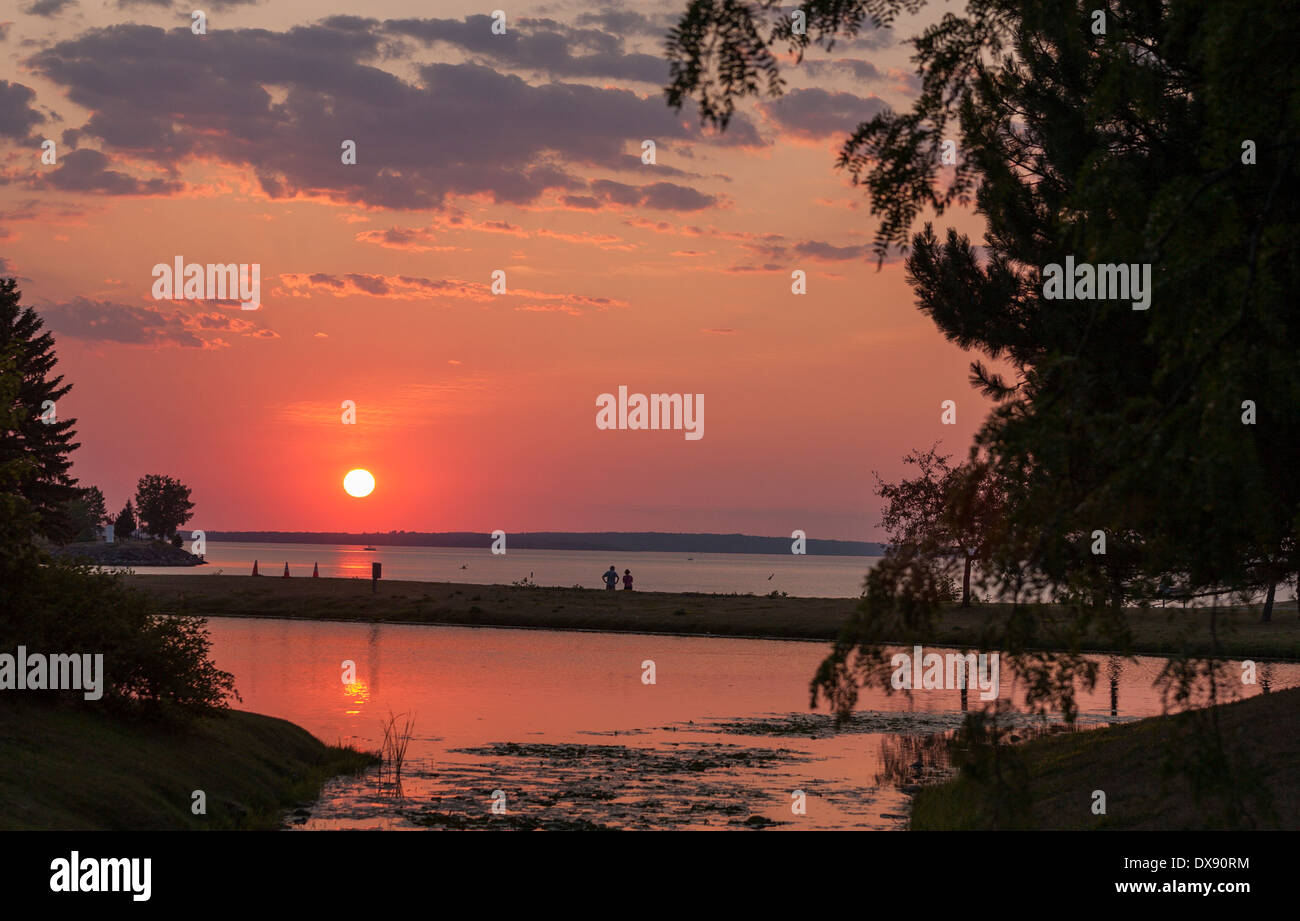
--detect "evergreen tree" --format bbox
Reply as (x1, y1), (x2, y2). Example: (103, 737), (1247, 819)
(0, 277), (80, 540)
(668, 0), (1300, 613)
(62, 485), (108, 543)
(114, 499), (137, 538)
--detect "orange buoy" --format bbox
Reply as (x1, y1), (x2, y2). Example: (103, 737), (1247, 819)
(282, 562), (290, 577)
(312, 562), (319, 578)
(252, 560), (259, 576)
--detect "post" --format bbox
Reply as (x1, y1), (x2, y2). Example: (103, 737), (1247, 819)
(372, 561), (381, 593)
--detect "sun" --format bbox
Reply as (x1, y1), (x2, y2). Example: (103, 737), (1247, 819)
(343, 468), (375, 498)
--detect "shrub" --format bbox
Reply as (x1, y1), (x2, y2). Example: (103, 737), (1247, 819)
(0, 559), (237, 713)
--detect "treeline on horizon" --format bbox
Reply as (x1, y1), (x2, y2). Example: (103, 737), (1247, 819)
(203, 531), (886, 556)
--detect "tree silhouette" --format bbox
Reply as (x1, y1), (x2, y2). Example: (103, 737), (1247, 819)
(668, 0), (1300, 618)
(134, 474), (195, 541)
(114, 499), (137, 539)
(0, 277), (80, 541)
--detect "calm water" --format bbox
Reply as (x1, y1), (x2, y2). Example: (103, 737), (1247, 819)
(131, 541), (881, 598)
(204, 617), (1300, 831)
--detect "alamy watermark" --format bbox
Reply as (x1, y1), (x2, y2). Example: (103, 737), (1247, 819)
(890, 645), (1000, 701)
(50, 852), (150, 901)
(596, 386), (703, 441)
(0, 646), (104, 700)
(151, 257), (261, 310)
(1042, 255), (1151, 310)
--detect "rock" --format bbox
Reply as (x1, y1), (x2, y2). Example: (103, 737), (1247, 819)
(50, 539), (205, 567)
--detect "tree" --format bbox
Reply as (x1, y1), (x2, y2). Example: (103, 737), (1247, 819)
(134, 474), (195, 540)
(0, 277), (80, 539)
(876, 446), (1008, 607)
(0, 345), (43, 590)
(941, 459), (1010, 608)
(668, 0), (1300, 618)
(0, 283), (234, 713)
(62, 485), (108, 543)
(114, 500), (137, 538)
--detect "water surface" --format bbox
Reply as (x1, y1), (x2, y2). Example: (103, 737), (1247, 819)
(130, 542), (881, 598)
(205, 617), (1300, 830)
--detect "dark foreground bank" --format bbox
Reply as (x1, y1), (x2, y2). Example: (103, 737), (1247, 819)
(912, 685), (1300, 830)
(0, 701), (375, 830)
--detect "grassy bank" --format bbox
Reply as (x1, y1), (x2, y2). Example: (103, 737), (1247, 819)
(0, 701), (376, 830)
(127, 574), (1300, 659)
(911, 685), (1300, 829)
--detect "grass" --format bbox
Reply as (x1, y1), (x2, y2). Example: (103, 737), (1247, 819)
(378, 709), (415, 787)
(126, 574), (1300, 659)
(0, 700), (377, 830)
(910, 685), (1300, 830)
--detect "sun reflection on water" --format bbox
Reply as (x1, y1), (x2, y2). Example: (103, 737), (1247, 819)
(342, 679), (371, 715)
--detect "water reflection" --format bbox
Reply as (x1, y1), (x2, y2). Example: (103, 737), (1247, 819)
(875, 732), (953, 789)
(204, 618), (1300, 831)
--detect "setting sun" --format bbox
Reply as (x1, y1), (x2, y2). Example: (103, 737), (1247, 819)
(343, 469), (375, 498)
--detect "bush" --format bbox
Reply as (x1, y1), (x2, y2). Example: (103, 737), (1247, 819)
(0, 559), (237, 713)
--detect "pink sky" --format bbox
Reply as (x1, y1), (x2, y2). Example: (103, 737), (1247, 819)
(1, 0), (990, 540)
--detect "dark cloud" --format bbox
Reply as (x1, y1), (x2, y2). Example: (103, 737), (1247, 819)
(793, 240), (870, 261)
(801, 58), (922, 94)
(39, 298), (208, 348)
(354, 226), (439, 251)
(0, 80), (44, 139)
(761, 88), (888, 138)
(28, 20), (747, 210)
(575, 7), (675, 38)
(559, 194), (602, 210)
(837, 28), (898, 52)
(37, 148), (184, 195)
(112, 0), (255, 8)
(39, 297), (274, 346)
(587, 179), (717, 211)
(384, 15), (668, 84)
(22, 0), (78, 17)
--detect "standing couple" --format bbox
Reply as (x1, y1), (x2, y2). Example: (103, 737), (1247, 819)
(603, 565), (633, 591)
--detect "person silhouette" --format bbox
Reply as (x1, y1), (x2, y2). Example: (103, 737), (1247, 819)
(622, 569), (634, 590)
(603, 565), (619, 590)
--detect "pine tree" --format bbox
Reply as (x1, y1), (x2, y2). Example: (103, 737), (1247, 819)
(0, 277), (80, 540)
(667, 0), (1300, 606)
(114, 499), (137, 538)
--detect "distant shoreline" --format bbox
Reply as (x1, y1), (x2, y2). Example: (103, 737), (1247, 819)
(201, 531), (886, 556)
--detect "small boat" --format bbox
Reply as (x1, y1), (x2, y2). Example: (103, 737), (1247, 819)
(363, 546), (377, 551)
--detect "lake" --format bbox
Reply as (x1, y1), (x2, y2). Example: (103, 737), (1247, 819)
(204, 616), (1300, 831)
(131, 541), (881, 598)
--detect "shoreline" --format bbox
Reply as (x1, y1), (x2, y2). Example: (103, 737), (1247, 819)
(911, 685), (1300, 829)
(0, 701), (375, 830)
(128, 574), (1300, 661)
(169, 608), (1300, 665)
